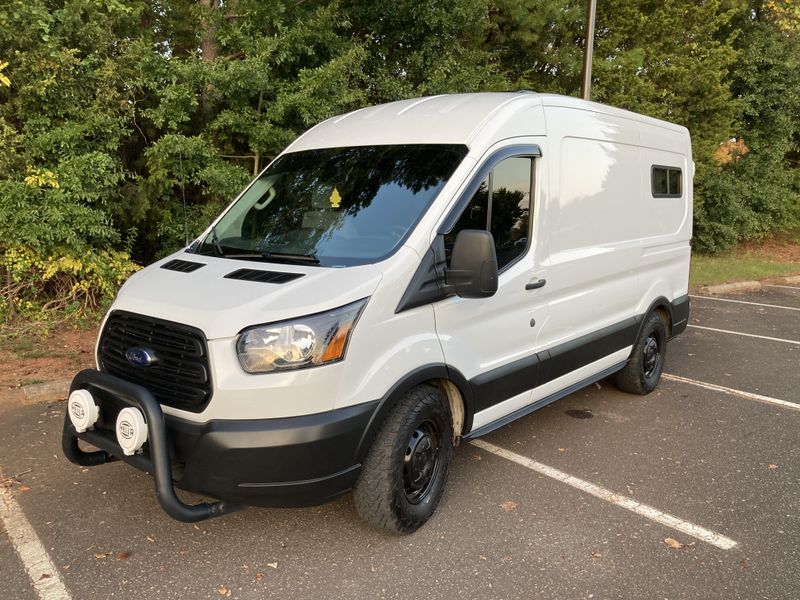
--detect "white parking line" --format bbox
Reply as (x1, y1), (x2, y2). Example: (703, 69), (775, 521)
(689, 294), (800, 312)
(470, 439), (738, 550)
(0, 481), (72, 600)
(765, 284), (800, 291)
(687, 324), (800, 346)
(662, 373), (800, 412)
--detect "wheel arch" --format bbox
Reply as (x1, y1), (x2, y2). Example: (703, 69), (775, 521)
(354, 364), (474, 462)
(635, 296), (674, 344)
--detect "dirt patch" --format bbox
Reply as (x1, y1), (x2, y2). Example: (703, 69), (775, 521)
(739, 234), (800, 262)
(1, 324), (99, 390)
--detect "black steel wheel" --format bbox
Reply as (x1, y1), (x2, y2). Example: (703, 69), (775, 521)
(353, 385), (453, 534)
(642, 333), (661, 378)
(403, 419), (442, 505)
(613, 311), (668, 395)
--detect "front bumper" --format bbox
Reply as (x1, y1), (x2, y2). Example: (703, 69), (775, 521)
(62, 369), (378, 522)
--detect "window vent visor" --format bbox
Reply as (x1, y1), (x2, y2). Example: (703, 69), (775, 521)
(161, 259), (207, 273)
(224, 268), (305, 284)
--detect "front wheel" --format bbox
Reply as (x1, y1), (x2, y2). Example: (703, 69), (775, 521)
(353, 384), (453, 534)
(613, 311), (668, 395)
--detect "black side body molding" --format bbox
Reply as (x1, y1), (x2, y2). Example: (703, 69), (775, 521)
(394, 298), (689, 424)
(465, 295), (689, 423)
(464, 362), (627, 439)
(469, 317), (640, 413)
(539, 317), (639, 387)
(470, 353), (541, 413)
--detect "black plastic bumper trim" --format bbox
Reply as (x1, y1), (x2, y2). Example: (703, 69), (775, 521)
(63, 369), (382, 516)
(63, 369), (241, 523)
(237, 465), (361, 488)
(670, 294), (690, 338)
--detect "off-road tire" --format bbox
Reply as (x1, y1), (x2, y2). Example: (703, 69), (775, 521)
(614, 311), (668, 395)
(353, 384), (453, 534)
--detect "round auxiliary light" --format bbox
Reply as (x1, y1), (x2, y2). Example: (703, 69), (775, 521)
(115, 407), (148, 456)
(67, 389), (100, 433)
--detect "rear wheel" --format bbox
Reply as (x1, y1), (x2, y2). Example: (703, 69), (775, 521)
(353, 384), (452, 534)
(614, 311), (668, 395)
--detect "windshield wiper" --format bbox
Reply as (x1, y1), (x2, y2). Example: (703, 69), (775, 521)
(210, 225), (225, 257)
(260, 251), (320, 265)
(198, 246), (321, 266)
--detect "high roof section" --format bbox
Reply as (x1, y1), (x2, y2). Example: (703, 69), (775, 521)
(285, 92), (687, 153)
(286, 93), (538, 152)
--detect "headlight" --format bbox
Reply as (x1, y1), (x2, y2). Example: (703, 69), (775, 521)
(236, 298), (368, 373)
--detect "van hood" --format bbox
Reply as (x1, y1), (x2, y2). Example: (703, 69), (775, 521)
(110, 252), (383, 339)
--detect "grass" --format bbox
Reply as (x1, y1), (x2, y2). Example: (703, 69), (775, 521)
(9, 339), (54, 360)
(6, 338), (80, 361)
(690, 250), (800, 288)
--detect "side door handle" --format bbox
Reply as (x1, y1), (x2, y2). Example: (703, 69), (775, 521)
(525, 278), (547, 291)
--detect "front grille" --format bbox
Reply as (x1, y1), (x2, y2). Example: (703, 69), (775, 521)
(97, 311), (212, 413)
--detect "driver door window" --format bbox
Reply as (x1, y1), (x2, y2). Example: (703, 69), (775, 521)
(445, 156), (534, 270)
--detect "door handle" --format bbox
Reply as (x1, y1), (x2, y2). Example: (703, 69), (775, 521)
(525, 278), (547, 290)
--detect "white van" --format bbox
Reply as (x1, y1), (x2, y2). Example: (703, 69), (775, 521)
(63, 92), (692, 533)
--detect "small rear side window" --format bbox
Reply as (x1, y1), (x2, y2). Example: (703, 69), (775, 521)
(652, 166), (682, 197)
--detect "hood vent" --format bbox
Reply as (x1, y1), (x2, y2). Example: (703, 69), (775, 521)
(161, 259), (206, 273)
(224, 268), (304, 284)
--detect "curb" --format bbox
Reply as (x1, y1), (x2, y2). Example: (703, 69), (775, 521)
(20, 379), (71, 405)
(700, 280), (763, 295)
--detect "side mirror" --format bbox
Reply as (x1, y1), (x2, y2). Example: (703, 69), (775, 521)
(446, 230), (498, 298)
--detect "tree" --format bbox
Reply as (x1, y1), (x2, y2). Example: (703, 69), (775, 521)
(695, 0), (800, 251)
(343, 0), (504, 102)
(485, 0), (585, 94)
(2, 0), (799, 321)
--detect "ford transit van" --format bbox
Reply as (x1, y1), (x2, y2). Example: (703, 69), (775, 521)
(63, 92), (692, 533)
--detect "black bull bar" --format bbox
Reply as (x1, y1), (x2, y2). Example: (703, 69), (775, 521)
(62, 369), (241, 522)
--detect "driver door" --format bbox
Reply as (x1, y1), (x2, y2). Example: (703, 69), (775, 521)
(433, 142), (550, 432)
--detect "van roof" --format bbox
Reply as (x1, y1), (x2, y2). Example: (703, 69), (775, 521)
(286, 92), (688, 152)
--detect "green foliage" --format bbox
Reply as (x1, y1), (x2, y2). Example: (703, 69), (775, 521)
(0, 0), (799, 323)
(486, 0), (586, 94)
(1, 244), (140, 321)
(694, 3), (800, 252)
(344, 0), (504, 101)
(0, 61), (10, 88)
(592, 0), (740, 160)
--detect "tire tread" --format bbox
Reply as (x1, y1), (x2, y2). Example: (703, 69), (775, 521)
(353, 385), (451, 534)
(614, 311), (667, 395)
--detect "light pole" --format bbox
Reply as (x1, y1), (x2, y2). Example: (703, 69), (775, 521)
(581, 0), (597, 100)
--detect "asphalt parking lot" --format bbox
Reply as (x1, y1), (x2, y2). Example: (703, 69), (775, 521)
(2, 283), (799, 600)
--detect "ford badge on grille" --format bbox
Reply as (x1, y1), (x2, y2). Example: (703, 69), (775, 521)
(125, 347), (157, 367)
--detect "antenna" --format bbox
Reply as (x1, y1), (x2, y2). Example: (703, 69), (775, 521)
(178, 148), (189, 246)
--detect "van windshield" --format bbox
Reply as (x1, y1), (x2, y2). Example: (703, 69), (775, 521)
(194, 144), (468, 267)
